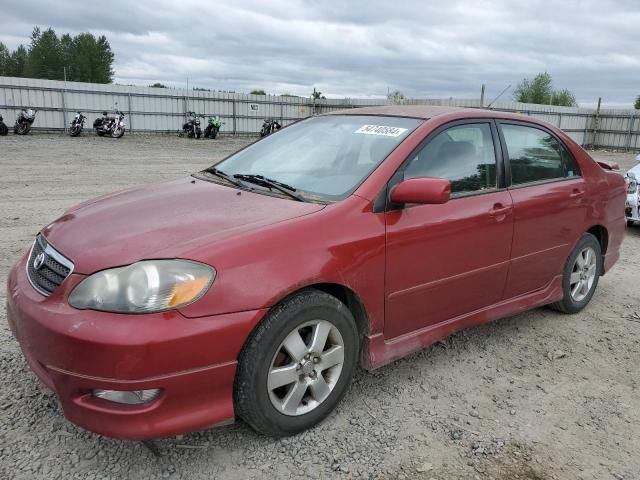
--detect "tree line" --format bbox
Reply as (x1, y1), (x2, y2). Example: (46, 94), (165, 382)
(0, 27), (114, 83)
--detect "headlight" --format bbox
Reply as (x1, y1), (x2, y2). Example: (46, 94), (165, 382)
(69, 260), (215, 313)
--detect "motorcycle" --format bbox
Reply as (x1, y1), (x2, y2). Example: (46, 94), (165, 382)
(14, 108), (36, 135)
(0, 114), (7, 136)
(181, 111), (202, 139)
(204, 116), (224, 139)
(260, 118), (281, 137)
(93, 109), (126, 138)
(69, 111), (86, 137)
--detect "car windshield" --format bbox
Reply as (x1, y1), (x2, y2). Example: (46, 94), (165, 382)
(208, 115), (421, 201)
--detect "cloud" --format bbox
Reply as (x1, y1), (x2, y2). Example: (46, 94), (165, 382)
(1, 0), (639, 106)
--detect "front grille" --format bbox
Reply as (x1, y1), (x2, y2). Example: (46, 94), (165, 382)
(26, 235), (74, 296)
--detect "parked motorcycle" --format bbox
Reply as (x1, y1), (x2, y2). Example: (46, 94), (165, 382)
(181, 111), (202, 139)
(69, 112), (86, 137)
(93, 109), (126, 138)
(0, 114), (7, 136)
(14, 108), (36, 135)
(260, 118), (281, 137)
(204, 116), (224, 139)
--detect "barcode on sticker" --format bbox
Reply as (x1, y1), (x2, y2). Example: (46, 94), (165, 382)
(355, 125), (408, 137)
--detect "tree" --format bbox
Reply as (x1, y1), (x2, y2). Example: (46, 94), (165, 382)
(0, 26), (115, 83)
(311, 89), (326, 100)
(635, 95), (640, 110)
(0, 42), (9, 75)
(149, 82), (167, 88)
(250, 89), (266, 95)
(24, 27), (63, 80)
(387, 89), (405, 104)
(514, 72), (577, 107)
(7, 45), (28, 77)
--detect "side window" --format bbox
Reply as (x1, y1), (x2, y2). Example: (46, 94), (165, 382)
(501, 124), (580, 185)
(404, 123), (497, 196)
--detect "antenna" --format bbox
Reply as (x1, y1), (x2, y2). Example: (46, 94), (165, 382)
(486, 84), (511, 109)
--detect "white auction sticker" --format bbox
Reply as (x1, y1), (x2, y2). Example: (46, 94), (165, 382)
(355, 125), (408, 137)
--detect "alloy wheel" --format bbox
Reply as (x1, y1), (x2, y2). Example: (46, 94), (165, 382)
(569, 246), (597, 302)
(268, 320), (345, 416)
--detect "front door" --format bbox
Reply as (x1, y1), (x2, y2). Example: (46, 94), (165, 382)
(384, 121), (514, 339)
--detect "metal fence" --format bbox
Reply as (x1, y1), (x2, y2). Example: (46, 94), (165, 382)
(1, 76), (638, 150)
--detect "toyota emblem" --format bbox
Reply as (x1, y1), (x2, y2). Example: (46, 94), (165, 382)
(33, 252), (46, 270)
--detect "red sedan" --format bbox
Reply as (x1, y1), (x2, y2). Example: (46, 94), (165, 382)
(6, 106), (626, 440)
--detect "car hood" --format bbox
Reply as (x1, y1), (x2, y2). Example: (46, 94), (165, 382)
(41, 176), (325, 274)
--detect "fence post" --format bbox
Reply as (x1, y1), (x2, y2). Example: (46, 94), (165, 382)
(480, 84), (485, 108)
(60, 88), (67, 134)
(625, 114), (635, 152)
(127, 92), (133, 132)
(557, 112), (562, 129)
(232, 99), (237, 136)
(591, 97), (601, 148)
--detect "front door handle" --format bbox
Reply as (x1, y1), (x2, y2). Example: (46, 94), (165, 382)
(569, 188), (584, 198)
(489, 204), (512, 218)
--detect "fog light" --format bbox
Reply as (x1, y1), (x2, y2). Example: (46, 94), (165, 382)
(92, 389), (160, 405)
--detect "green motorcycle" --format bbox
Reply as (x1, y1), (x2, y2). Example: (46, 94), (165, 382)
(204, 116), (224, 139)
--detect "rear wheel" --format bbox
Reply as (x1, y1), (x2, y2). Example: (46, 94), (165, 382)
(627, 219), (635, 227)
(211, 126), (218, 139)
(0, 123), (7, 136)
(235, 289), (359, 437)
(549, 233), (601, 314)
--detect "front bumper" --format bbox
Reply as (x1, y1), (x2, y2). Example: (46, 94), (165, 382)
(6, 256), (267, 440)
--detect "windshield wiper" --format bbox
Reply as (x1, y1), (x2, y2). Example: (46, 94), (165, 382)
(203, 167), (248, 189)
(232, 174), (307, 202)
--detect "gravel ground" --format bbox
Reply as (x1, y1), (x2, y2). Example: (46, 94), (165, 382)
(0, 134), (639, 480)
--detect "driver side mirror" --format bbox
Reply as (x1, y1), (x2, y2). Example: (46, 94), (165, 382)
(390, 177), (451, 205)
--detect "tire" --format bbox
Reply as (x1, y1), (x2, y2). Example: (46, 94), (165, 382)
(97, 130), (105, 136)
(211, 127), (218, 139)
(0, 123), (7, 136)
(111, 127), (125, 138)
(548, 233), (602, 314)
(235, 289), (359, 437)
(70, 125), (81, 137)
(627, 220), (635, 227)
(15, 122), (29, 135)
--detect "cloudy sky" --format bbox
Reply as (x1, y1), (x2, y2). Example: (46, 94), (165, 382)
(1, 0), (639, 106)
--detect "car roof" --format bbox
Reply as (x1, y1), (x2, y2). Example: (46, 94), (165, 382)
(324, 104), (548, 125)
(325, 105), (466, 119)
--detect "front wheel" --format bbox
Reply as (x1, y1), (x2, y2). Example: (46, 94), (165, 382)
(0, 123), (7, 136)
(15, 122), (30, 135)
(235, 289), (359, 437)
(211, 126), (218, 139)
(549, 233), (602, 314)
(111, 126), (125, 138)
(70, 125), (81, 137)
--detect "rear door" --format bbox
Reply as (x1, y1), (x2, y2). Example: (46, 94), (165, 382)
(384, 120), (514, 339)
(497, 121), (587, 298)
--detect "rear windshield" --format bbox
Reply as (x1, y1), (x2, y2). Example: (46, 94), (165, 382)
(212, 115), (421, 201)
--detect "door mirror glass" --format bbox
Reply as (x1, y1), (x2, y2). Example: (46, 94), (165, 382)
(390, 177), (451, 205)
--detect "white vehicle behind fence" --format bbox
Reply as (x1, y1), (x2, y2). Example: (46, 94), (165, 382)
(625, 154), (640, 226)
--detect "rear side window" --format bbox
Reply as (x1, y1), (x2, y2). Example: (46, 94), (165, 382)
(404, 123), (497, 196)
(501, 124), (580, 186)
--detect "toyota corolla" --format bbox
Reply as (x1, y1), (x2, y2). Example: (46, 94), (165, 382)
(6, 106), (626, 440)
